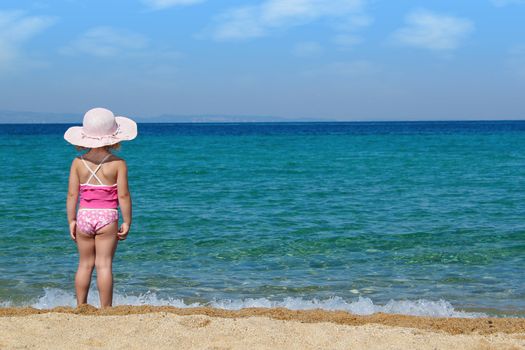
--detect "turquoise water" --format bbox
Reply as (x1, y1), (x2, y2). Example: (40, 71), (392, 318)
(0, 122), (524, 317)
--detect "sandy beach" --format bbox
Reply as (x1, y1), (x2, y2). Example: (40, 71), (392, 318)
(1, 306), (524, 349)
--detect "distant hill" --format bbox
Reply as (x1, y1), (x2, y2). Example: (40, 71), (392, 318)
(0, 110), (323, 124)
(0, 110), (79, 123)
(146, 114), (318, 123)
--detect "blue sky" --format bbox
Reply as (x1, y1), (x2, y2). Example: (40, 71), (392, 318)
(0, 0), (524, 121)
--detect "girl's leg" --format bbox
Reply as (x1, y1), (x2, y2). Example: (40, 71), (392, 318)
(94, 221), (119, 308)
(75, 231), (96, 306)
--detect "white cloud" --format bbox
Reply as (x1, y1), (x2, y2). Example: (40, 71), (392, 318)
(292, 41), (323, 57)
(61, 27), (148, 57)
(491, 0), (525, 6)
(212, 0), (364, 41)
(333, 14), (372, 32)
(0, 10), (55, 71)
(392, 9), (474, 51)
(332, 14), (372, 49)
(142, 0), (205, 10)
(214, 7), (265, 40)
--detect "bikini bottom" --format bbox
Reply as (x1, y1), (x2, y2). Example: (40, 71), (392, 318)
(77, 208), (118, 236)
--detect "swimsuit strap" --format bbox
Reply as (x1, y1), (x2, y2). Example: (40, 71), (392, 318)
(80, 153), (112, 185)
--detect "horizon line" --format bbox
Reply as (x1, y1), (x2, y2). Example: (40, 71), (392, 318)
(1, 119), (525, 125)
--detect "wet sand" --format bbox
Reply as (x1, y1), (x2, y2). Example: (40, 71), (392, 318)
(1, 306), (524, 349)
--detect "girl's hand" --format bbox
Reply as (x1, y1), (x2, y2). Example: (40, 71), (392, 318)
(118, 222), (130, 241)
(69, 220), (77, 241)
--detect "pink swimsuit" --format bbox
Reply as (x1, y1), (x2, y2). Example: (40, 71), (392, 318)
(76, 154), (119, 235)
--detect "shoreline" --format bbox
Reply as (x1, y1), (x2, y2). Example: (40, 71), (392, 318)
(2, 305), (525, 335)
(2, 308), (525, 350)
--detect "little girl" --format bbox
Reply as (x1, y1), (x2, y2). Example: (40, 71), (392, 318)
(64, 107), (137, 308)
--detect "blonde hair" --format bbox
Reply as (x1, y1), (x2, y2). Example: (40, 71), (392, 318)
(75, 142), (121, 152)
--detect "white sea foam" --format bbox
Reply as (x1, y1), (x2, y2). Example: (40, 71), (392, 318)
(208, 296), (486, 318)
(5, 288), (486, 318)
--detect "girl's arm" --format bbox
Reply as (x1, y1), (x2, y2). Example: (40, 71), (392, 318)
(117, 160), (132, 240)
(66, 159), (79, 240)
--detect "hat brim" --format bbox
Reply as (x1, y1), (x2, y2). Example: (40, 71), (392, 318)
(64, 116), (138, 148)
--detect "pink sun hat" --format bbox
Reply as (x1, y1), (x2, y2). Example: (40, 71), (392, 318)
(64, 107), (138, 148)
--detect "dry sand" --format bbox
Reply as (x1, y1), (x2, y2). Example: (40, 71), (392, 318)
(1, 306), (524, 349)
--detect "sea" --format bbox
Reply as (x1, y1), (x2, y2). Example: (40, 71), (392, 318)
(0, 121), (524, 318)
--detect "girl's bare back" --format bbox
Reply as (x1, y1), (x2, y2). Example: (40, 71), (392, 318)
(76, 153), (122, 186)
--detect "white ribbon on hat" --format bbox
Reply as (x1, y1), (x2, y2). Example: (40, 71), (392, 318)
(81, 124), (122, 140)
